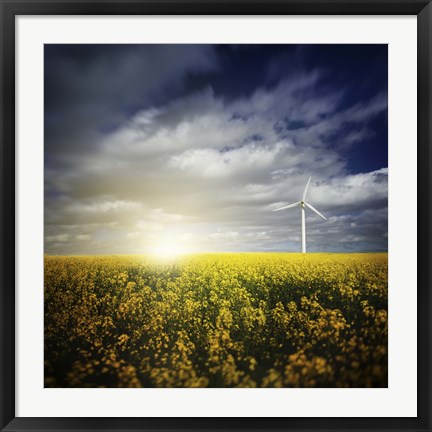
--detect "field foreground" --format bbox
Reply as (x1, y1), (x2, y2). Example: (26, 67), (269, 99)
(45, 253), (388, 388)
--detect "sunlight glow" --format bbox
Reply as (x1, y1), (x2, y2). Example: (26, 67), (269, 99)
(148, 241), (191, 258)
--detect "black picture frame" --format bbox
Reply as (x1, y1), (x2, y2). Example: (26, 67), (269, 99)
(1, 1), (431, 431)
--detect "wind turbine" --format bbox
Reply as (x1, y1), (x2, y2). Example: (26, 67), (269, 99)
(273, 176), (326, 253)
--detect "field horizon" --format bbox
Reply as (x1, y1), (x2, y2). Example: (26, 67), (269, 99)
(44, 251), (388, 257)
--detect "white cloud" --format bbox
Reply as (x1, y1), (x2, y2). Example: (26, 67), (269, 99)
(246, 231), (271, 240)
(306, 168), (388, 208)
(46, 234), (70, 242)
(209, 231), (239, 240)
(148, 208), (185, 223)
(72, 200), (141, 214)
(136, 220), (163, 232)
(126, 232), (141, 240)
(169, 142), (290, 178)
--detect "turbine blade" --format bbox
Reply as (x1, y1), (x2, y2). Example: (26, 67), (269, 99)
(302, 176), (312, 201)
(304, 202), (327, 220)
(273, 201), (301, 212)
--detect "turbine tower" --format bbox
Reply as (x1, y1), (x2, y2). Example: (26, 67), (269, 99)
(273, 176), (326, 253)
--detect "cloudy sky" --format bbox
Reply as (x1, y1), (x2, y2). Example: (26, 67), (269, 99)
(44, 44), (388, 254)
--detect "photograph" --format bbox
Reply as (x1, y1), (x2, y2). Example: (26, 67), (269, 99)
(44, 44), (388, 388)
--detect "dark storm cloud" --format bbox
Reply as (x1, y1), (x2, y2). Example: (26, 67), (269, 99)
(45, 44), (388, 254)
(44, 45), (219, 163)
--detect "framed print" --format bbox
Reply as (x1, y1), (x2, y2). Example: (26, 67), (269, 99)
(1, 1), (431, 431)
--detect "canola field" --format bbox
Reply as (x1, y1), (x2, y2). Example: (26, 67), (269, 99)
(44, 253), (388, 388)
